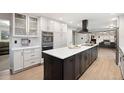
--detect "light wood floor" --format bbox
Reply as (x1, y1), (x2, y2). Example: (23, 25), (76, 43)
(79, 48), (122, 80)
(0, 48), (122, 80)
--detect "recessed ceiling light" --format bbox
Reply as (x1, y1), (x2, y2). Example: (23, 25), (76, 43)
(77, 24), (80, 26)
(62, 24), (65, 26)
(59, 17), (63, 21)
(112, 17), (117, 21)
(50, 21), (54, 24)
(110, 13), (116, 15)
(69, 21), (73, 24)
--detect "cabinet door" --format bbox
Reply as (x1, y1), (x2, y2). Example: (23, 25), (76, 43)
(28, 17), (38, 36)
(88, 49), (91, 65)
(64, 56), (75, 80)
(14, 13), (27, 36)
(81, 52), (86, 74)
(53, 32), (62, 48)
(47, 20), (55, 32)
(84, 50), (88, 68)
(61, 23), (67, 32)
(40, 17), (48, 31)
(92, 47), (97, 62)
(61, 24), (67, 47)
(61, 32), (67, 47)
(95, 46), (98, 59)
(53, 23), (67, 48)
(54, 21), (61, 32)
(13, 50), (23, 71)
(75, 53), (81, 79)
(44, 54), (63, 80)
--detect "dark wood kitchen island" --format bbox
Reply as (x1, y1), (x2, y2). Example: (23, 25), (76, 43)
(43, 44), (98, 80)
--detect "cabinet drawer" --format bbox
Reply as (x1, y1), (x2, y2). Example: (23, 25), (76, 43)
(24, 53), (34, 61)
(24, 48), (40, 53)
(24, 59), (40, 68)
(34, 48), (40, 52)
(24, 48), (41, 61)
(24, 49), (34, 54)
(24, 53), (40, 61)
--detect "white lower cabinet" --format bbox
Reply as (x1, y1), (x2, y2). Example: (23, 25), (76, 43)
(12, 48), (41, 73)
(13, 50), (23, 72)
(23, 48), (41, 68)
(24, 59), (40, 68)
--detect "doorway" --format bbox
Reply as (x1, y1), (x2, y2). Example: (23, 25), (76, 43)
(0, 19), (10, 71)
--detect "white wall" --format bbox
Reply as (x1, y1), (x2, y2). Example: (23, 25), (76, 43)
(11, 37), (41, 48)
(75, 33), (90, 45)
(119, 15), (124, 48)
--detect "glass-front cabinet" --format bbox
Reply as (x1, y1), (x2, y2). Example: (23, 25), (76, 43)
(28, 17), (38, 36)
(14, 13), (27, 36)
(13, 13), (38, 37)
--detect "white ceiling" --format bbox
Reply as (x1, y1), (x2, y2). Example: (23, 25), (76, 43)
(29, 13), (124, 31)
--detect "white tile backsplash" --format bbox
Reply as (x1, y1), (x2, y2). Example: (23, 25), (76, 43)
(12, 37), (41, 48)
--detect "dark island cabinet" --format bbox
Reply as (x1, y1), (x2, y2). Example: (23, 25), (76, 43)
(44, 54), (63, 80)
(91, 46), (98, 62)
(63, 56), (75, 80)
(74, 53), (81, 79)
(81, 51), (86, 74)
(44, 45), (98, 80)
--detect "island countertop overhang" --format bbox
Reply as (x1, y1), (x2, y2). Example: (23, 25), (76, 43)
(43, 44), (98, 59)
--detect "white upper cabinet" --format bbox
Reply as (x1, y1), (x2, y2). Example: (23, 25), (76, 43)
(40, 16), (68, 49)
(47, 20), (55, 32)
(61, 23), (67, 32)
(61, 24), (67, 47)
(40, 17), (48, 31)
(67, 28), (73, 45)
(40, 17), (56, 32)
(28, 16), (38, 36)
(54, 21), (61, 32)
(13, 13), (39, 37)
(14, 13), (27, 36)
(54, 23), (67, 48)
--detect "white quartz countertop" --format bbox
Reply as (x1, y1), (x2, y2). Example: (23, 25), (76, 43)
(43, 44), (98, 59)
(11, 46), (41, 51)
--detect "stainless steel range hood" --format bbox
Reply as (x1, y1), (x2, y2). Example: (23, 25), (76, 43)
(78, 19), (89, 33)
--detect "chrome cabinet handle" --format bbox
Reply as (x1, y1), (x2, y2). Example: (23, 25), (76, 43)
(31, 55), (35, 56)
(31, 61), (35, 63)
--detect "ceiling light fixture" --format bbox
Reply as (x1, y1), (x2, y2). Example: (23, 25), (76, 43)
(77, 24), (80, 26)
(110, 13), (116, 15)
(59, 17), (63, 21)
(112, 17), (117, 21)
(69, 21), (73, 24)
(50, 21), (54, 24)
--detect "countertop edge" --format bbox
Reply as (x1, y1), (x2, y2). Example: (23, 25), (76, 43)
(43, 44), (98, 59)
(11, 46), (41, 51)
